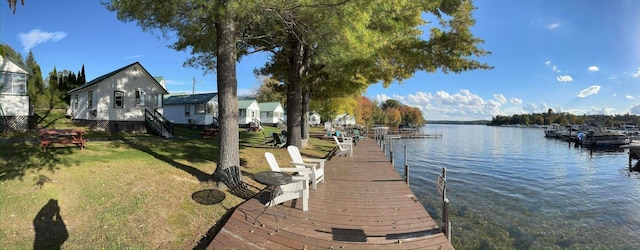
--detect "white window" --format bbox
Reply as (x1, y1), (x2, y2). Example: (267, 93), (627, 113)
(114, 91), (124, 108)
(196, 103), (206, 114)
(74, 95), (78, 109)
(88, 91), (94, 108)
(185, 105), (190, 117)
(0, 72), (27, 95)
(156, 93), (163, 107)
(135, 90), (146, 106)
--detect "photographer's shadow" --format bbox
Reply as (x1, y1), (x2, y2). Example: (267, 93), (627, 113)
(33, 199), (68, 250)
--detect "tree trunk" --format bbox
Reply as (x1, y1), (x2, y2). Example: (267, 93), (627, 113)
(212, 6), (240, 183)
(286, 34), (302, 148)
(300, 45), (312, 143)
(301, 87), (310, 140)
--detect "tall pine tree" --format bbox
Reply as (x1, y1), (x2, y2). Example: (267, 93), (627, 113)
(25, 50), (45, 109)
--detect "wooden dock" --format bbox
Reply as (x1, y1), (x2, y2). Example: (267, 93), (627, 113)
(209, 139), (453, 249)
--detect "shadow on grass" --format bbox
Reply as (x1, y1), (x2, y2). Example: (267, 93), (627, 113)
(0, 141), (80, 182)
(118, 136), (215, 182)
(33, 199), (68, 249)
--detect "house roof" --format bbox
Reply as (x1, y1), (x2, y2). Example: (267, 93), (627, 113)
(258, 102), (282, 111)
(164, 93), (217, 105)
(0, 55), (32, 75)
(238, 100), (258, 109)
(67, 62), (168, 94)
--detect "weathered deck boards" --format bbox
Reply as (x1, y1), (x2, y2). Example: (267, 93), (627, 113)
(209, 139), (454, 249)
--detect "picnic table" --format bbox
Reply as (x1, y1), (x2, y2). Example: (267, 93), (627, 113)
(39, 129), (87, 152)
(201, 128), (218, 139)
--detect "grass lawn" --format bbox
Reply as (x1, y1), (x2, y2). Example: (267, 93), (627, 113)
(0, 109), (334, 249)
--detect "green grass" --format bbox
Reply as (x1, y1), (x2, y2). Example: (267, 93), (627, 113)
(0, 109), (334, 249)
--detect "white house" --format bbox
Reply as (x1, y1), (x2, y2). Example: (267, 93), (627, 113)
(334, 114), (356, 126)
(67, 62), (168, 133)
(0, 55), (30, 131)
(238, 99), (260, 126)
(308, 111), (321, 127)
(163, 93), (218, 127)
(258, 102), (284, 126)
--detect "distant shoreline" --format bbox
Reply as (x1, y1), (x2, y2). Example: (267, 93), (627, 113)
(428, 120), (490, 125)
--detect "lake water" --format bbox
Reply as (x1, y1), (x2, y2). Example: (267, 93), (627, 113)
(386, 124), (640, 249)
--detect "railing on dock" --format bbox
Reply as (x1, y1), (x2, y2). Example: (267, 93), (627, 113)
(377, 135), (452, 242)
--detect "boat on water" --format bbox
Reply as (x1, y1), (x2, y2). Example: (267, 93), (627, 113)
(543, 123), (564, 138)
(582, 129), (629, 147)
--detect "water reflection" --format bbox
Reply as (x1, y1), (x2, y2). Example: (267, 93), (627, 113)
(391, 125), (640, 249)
(33, 199), (68, 250)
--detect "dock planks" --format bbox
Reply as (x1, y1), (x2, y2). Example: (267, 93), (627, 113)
(209, 139), (453, 249)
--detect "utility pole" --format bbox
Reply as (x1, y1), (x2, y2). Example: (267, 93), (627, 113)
(192, 77), (203, 94)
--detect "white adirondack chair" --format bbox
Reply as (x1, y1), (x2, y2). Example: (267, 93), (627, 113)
(333, 136), (353, 157)
(287, 145), (325, 190)
(264, 152), (310, 211)
(341, 132), (354, 146)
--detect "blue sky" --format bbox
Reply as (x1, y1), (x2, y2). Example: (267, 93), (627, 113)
(2, 1), (640, 121)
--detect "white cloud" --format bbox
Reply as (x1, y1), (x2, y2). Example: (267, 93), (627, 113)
(435, 89), (485, 106)
(523, 103), (537, 113)
(124, 55), (145, 60)
(588, 66), (599, 71)
(626, 95), (634, 99)
(589, 106), (615, 115)
(406, 92), (435, 110)
(374, 94), (392, 103)
(544, 60), (551, 66)
(577, 85), (601, 98)
(629, 104), (640, 115)
(632, 67), (640, 78)
(494, 94), (507, 104)
(510, 98), (523, 105)
(552, 65), (559, 72)
(546, 23), (561, 30)
(164, 79), (184, 85)
(556, 75), (573, 83)
(522, 102), (552, 113)
(18, 29), (67, 51)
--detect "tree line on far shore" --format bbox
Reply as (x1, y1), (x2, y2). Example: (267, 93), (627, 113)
(488, 109), (640, 127)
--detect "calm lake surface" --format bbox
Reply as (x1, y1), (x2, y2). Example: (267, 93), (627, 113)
(387, 124), (640, 249)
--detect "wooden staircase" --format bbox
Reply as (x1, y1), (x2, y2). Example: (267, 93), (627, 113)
(144, 109), (173, 138)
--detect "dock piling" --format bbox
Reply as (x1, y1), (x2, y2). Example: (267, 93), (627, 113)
(404, 145), (409, 185)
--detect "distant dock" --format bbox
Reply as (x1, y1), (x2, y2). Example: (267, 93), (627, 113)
(374, 127), (443, 139)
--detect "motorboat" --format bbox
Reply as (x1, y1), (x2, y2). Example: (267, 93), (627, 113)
(583, 129), (629, 147)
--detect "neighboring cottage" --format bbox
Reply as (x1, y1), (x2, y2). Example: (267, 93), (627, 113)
(334, 114), (356, 126)
(258, 102), (284, 126)
(0, 55), (31, 131)
(238, 99), (260, 127)
(163, 93), (218, 127)
(67, 62), (169, 133)
(308, 111), (321, 127)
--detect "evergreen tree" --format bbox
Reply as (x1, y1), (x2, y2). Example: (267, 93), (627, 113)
(78, 64), (86, 84)
(25, 50), (45, 108)
(0, 43), (23, 62)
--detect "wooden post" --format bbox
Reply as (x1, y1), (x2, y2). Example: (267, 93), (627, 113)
(389, 139), (393, 164)
(444, 198), (451, 242)
(404, 145), (409, 185)
(439, 167), (450, 241)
